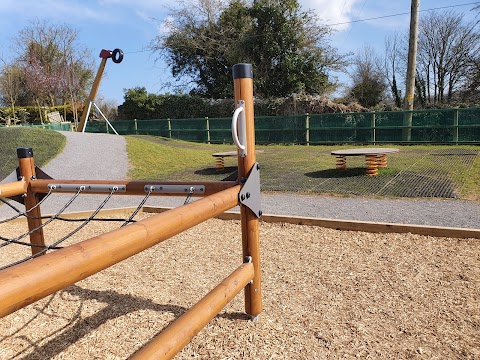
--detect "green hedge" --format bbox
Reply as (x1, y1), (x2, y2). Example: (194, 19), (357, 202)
(116, 88), (369, 120)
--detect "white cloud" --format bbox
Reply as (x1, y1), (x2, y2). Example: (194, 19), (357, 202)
(298, 0), (364, 31)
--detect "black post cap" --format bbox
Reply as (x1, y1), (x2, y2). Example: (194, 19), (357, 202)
(17, 147), (33, 158)
(232, 63), (253, 79)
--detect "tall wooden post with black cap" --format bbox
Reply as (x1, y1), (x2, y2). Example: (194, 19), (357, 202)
(77, 48), (124, 132)
(233, 63), (262, 318)
(17, 147), (45, 255)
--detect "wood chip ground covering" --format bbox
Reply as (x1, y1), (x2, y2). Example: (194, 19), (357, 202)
(0, 213), (479, 359)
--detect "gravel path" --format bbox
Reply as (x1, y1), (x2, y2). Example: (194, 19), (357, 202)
(0, 132), (478, 228)
(261, 193), (480, 229)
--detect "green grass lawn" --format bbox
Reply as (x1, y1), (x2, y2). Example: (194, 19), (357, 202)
(0, 127), (66, 180)
(126, 135), (480, 200)
(1, 129), (476, 199)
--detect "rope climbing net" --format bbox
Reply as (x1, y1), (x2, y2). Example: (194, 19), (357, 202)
(0, 184), (200, 270)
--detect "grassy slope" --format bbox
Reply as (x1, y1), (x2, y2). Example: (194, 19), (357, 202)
(126, 136), (221, 180)
(0, 127), (66, 180)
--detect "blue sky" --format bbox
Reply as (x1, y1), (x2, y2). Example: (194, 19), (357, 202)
(0, 0), (478, 104)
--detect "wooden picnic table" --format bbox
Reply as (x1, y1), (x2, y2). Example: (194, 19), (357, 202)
(331, 148), (399, 176)
(212, 150), (263, 171)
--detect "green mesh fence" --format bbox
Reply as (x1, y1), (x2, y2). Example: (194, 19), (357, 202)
(170, 118), (208, 142)
(309, 112), (373, 144)
(76, 107), (480, 144)
(16, 122), (73, 131)
(255, 115), (306, 144)
(208, 117), (232, 143)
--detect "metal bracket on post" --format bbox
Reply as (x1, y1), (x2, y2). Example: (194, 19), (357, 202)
(238, 162), (262, 218)
(48, 184), (127, 193)
(145, 184), (205, 194)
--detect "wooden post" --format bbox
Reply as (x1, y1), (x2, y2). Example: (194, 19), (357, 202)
(77, 57), (108, 132)
(131, 263), (254, 360)
(233, 63), (262, 318)
(402, 0), (420, 142)
(16, 147), (45, 255)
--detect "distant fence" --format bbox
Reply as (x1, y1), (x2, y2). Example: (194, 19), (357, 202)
(0, 122), (73, 132)
(67, 108), (480, 144)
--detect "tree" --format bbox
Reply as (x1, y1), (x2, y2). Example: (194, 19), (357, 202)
(0, 19), (94, 119)
(152, 0), (347, 98)
(458, 54), (480, 103)
(118, 87), (162, 119)
(416, 11), (480, 104)
(0, 58), (23, 125)
(348, 45), (387, 108)
(382, 33), (404, 108)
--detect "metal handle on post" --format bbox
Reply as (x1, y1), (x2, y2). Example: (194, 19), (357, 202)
(231, 100), (247, 157)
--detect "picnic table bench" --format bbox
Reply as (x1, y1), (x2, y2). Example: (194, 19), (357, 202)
(331, 148), (399, 176)
(212, 150), (263, 171)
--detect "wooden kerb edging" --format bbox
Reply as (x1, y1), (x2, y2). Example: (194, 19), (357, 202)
(142, 207), (480, 239)
(0, 64), (262, 359)
(10, 206), (479, 239)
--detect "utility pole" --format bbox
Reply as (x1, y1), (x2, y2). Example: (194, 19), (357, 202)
(403, 0), (420, 142)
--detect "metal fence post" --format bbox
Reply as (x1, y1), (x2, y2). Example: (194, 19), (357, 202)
(453, 109), (459, 144)
(206, 117), (210, 144)
(372, 112), (376, 145)
(305, 113), (310, 146)
(168, 118), (172, 139)
(134, 118), (138, 135)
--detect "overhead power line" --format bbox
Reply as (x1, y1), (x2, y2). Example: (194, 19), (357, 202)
(341, 0), (368, 46)
(328, 1), (480, 26)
